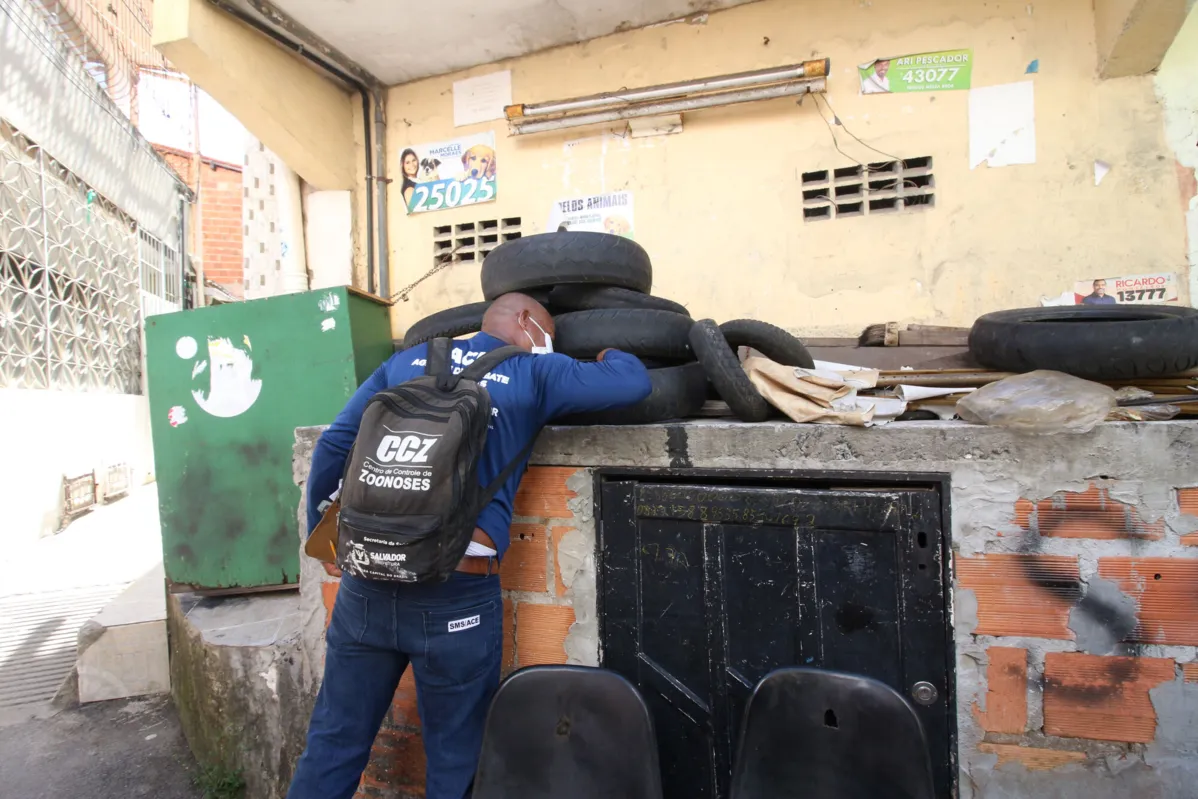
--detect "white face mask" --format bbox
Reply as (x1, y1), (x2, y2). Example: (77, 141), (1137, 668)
(523, 316), (553, 355)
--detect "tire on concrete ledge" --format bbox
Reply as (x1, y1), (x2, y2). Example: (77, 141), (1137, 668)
(481, 232), (652, 300)
(554, 362), (708, 425)
(689, 319), (771, 422)
(401, 302), (489, 349)
(969, 306), (1198, 380)
(720, 319), (814, 368)
(554, 309), (694, 361)
(548, 284), (689, 316)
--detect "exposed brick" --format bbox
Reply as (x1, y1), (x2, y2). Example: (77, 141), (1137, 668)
(1098, 558), (1198, 645)
(957, 554), (1081, 639)
(973, 647), (1027, 734)
(502, 598), (516, 676)
(516, 603), (575, 666)
(386, 670), (420, 729)
(513, 467), (578, 518)
(978, 742), (1086, 771)
(359, 726), (425, 794)
(199, 161), (244, 298)
(1179, 487), (1198, 517)
(1017, 484), (1163, 541)
(551, 525), (577, 597)
(1042, 652), (1174, 743)
(1179, 489), (1198, 546)
(499, 523), (548, 593)
(1013, 498), (1034, 531)
(1183, 662), (1198, 684)
(322, 581), (339, 628)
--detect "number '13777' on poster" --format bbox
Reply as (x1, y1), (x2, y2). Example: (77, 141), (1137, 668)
(398, 132), (498, 215)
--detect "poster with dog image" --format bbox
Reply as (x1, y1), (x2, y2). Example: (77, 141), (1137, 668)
(399, 132), (497, 215)
(547, 192), (635, 239)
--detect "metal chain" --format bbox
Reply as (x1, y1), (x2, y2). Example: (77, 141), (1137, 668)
(391, 243), (467, 303)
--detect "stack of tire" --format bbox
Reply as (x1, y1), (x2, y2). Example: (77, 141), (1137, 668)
(400, 232), (814, 425)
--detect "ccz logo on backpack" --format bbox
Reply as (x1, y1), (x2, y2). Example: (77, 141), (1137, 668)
(375, 434), (438, 463)
(358, 473), (431, 491)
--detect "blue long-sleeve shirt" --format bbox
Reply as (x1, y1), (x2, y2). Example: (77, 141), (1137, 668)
(306, 332), (651, 560)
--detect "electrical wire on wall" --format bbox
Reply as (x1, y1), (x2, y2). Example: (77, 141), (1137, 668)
(808, 92), (901, 166)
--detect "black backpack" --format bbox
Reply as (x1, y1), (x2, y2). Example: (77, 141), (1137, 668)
(336, 338), (533, 582)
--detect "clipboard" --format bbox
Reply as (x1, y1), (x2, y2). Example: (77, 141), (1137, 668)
(304, 499), (340, 564)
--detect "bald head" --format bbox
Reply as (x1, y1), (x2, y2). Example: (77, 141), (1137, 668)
(482, 293), (555, 352)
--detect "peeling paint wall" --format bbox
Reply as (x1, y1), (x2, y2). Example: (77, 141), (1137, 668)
(1156, 6), (1198, 307)
(293, 420), (1198, 797)
(386, 0), (1189, 337)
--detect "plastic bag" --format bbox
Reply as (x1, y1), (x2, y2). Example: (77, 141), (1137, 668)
(956, 370), (1116, 434)
(1107, 404), (1181, 422)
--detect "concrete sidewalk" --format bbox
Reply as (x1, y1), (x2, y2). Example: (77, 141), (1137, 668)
(0, 485), (164, 723)
(0, 694), (202, 799)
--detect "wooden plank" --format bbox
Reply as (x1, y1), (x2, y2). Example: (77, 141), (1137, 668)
(877, 372), (1015, 387)
(898, 328), (970, 347)
(801, 338), (859, 348)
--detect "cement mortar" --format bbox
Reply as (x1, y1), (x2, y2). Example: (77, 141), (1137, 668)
(286, 421), (1198, 797)
(168, 593), (314, 799)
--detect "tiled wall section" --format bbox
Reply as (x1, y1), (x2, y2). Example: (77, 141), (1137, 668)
(320, 467), (586, 798)
(958, 481), (1198, 786)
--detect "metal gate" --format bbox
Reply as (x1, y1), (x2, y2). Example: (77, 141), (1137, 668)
(598, 473), (955, 799)
(0, 118), (182, 393)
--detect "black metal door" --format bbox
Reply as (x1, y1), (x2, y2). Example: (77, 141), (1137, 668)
(598, 478), (953, 799)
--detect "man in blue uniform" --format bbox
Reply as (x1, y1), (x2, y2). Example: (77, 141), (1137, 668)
(288, 292), (651, 799)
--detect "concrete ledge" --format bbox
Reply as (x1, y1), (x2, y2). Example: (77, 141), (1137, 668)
(77, 564), (170, 704)
(169, 591), (315, 799)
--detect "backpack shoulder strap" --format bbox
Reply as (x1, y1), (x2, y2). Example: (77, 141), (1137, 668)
(477, 433), (540, 514)
(460, 345), (526, 383)
(425, 337), (457, 391)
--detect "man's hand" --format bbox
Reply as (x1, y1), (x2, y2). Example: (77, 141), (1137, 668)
(596, 348), (615, 362)
(322, 562), (342, 578)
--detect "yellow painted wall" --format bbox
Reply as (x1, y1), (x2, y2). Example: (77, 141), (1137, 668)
(385, 0), (1188, 337)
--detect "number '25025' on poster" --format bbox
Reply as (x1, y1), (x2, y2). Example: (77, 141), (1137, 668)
(859, 49), (972, 94)
(398, 132), (498, 215)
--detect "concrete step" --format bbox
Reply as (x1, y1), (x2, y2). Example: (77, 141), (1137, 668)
(76, 563), (170, 704)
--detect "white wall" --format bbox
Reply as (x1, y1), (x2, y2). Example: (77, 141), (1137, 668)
(0, 390), (155, 543)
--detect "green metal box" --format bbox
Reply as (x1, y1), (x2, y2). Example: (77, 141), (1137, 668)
(145, 287), (392, 591)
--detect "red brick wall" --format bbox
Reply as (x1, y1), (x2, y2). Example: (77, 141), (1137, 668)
(155, 147), (195, 186)
(960, 480), (1198, 772)
(199, 161), (244, 297)
(152, 145), (244, 298)
(320, 466), (583, 798)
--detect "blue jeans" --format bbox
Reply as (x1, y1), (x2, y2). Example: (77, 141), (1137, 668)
(287, 572), (503, 799)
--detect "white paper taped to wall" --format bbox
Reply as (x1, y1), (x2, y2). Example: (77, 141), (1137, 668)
(969, 81), (1036, 168)
(453, 71), (512, 127)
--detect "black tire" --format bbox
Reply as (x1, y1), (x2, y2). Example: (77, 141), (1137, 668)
(548, 284), (690, 316)
(555, 362), (708, 425)
(720, 319), (814, 368)
(689, 319), (771, 422)
(553, 309), (694, 360)
(969, 306), (1198, 380)
(481, 232), (652, 300)
(401, 302), (489, 349)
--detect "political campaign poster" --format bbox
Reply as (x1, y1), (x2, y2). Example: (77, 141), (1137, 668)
(1072, 273), (1179, 306)
(547, 192), (635, 239)
(859, 49), (972, 94)
(398, 132), (497, 215)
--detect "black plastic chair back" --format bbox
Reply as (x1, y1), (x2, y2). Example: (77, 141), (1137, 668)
(472, 665), (664, 799)
(730, 668), (936, 799)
